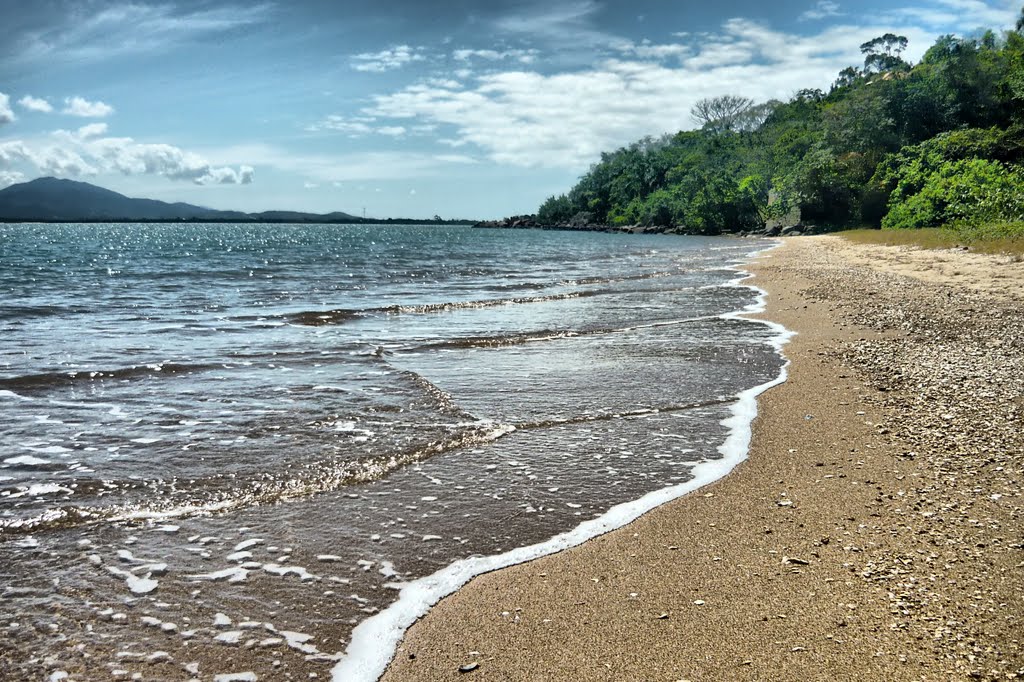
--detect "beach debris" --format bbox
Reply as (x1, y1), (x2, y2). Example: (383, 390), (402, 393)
(657, 612), (670, 619)
(693, 600), (706, 605)
(459, 662), (480, 673)
(782, 556), (810, 566)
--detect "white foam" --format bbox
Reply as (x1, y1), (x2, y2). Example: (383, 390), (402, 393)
(3, 455), (51, 466)
(0, 390), (33, 401)
(331, 241), (794, 682)
(7, 483), (72, 498)
(26, 445), (71, 454)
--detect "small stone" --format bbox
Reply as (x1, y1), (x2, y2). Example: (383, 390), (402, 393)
(459, 663), (479, 673)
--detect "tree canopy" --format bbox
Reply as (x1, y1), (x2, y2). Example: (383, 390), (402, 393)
(535, 20), (1024, 236)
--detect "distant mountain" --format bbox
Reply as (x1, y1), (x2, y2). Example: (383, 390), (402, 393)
(248, 210), (361, 222)
(0, 177), (360, 223)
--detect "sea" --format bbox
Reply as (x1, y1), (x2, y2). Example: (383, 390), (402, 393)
(0, 222), (787, 681)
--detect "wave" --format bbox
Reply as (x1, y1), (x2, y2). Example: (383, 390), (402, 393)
(404, 314), (723, 352)
(284, 291), (606, 326)
(332, 241), (794, 682)
(0, 420), (514, 538)
(0, 304), (89, 322)
(0, 362), (224, 393)
(0, 388), (742, 539)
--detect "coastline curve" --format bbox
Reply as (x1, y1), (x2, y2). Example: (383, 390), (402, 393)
(331, 241), (794, 682)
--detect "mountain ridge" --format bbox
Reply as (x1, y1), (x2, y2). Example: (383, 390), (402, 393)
(0, 177), (370, 223)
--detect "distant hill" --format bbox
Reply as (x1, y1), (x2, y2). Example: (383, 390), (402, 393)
(0, 177), (363, 223)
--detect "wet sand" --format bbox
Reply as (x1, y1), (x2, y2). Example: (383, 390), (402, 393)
(382, 236), (1024, 681)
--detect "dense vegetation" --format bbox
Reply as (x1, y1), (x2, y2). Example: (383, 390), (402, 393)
(537, 14), (1024, 238)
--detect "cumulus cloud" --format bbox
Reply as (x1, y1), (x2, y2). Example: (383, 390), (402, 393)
(18, 95), (53, 113)
(0, 130), (253, 185)
(352, 17), (941, 169)
(800, 1), (844, 21)
(0, 93), (14, 125)
(63, 96), (115, 117)
(76, 122), (109, 139)
(88, 136), (251, 184)
(0, 170), (25, 187)
(351, 45), (425, 72)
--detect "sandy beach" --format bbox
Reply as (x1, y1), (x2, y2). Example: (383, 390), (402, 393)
(382, 236), (1024, 681)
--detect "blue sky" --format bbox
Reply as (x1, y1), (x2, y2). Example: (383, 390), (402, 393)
(0, 0), (1019, 218)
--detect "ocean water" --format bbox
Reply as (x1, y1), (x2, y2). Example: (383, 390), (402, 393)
(0, 223), (783, 680)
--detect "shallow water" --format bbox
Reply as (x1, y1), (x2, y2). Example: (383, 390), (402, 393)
(0, 223), (781, 680)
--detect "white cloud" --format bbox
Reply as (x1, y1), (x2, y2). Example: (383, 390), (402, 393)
(0, 129), (253, 185)
(617, 42), (692, 60)
(18, 95), (53, 113)
(63, 96), (115, 117)
(800, 1), (844, 21)
(0, 93), (14, 125)
(453, 48), (538, 64)
(15, 3), (273, 64)
(308, 115), (373, 135)
(209, 143), (476, 183)
(494, 0), (633, 53)
(356, 17), (945, 170)
(434, 154), (479, 164)
(76, 122), (109, 139)
(351, 45), (425, 72)
(304, 181), (319, 189)
(0, 139), (97, 176)
(0, 170), (25, 187)
(307, 116), (408, 138)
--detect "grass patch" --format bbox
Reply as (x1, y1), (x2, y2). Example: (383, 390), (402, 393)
(839, 223), (1024, 257)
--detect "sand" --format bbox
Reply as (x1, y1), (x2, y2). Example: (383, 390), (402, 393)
(381, 236), (1024, 681)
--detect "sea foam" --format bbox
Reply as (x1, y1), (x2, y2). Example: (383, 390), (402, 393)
(331, 242), (793, 682)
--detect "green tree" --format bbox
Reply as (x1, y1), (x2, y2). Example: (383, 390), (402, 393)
(860, 33), (910, 73)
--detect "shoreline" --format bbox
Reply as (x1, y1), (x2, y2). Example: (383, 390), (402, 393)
(381, 236), (1024, 681)
(333, 242), (793, 680)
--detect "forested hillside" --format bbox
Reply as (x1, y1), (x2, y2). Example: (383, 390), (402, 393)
(536, 13), (1024, 237)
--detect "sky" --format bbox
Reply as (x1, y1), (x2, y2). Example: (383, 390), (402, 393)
(0, 0), (1020, 219)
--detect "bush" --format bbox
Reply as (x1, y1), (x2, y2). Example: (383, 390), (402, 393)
(883, 158), (1024, 229)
